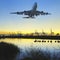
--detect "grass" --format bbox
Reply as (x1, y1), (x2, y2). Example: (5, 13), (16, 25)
(21, 48), (60, 60)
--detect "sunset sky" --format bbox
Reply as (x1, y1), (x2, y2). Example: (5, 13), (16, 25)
(0, 0), (60, 33)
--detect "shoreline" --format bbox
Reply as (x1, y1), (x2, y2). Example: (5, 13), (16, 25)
(0, 35), (60, 40)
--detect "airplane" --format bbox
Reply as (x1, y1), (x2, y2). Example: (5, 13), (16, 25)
(10, 2), (51, 18)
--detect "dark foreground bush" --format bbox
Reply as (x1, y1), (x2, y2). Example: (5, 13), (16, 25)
(0, 42), (20, 60)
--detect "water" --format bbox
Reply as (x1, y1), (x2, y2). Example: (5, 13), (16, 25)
(0, 39), (60, 51)
(0, 39), (60, 60)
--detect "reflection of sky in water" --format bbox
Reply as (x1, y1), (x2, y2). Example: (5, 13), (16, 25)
(0, 39), (60, 52)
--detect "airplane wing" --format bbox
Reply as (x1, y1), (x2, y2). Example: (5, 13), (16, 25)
(10, 11), (31, 15)
(10, 12), (24, 15)
(35, 11), (51, 16)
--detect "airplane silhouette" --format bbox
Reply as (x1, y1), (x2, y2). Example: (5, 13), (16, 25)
(10, 2), (51, 18)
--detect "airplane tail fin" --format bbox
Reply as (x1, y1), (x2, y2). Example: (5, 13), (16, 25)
(32, 2), (37, 11)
